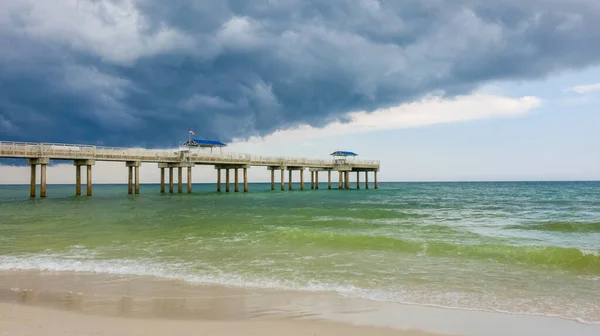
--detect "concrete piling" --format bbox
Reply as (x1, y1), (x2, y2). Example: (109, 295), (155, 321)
(217, 168), (221, 192)
(160, 168), (165, 193)
(76, 165), (81, 196)
(178, 167), (183, 194)
(217, 164), (249, 193)
(40, 164), (47, 198)
(128, 167), (133, 194)
(158, 162), (194, 195)
(169, 167), (174, 194)
(187, 167), (192, 193)
(134, 165), (139, 194)
(126, 161), (141, 195)
(73, 159), (94, 196)
(243, 168), (248, 193)
(226, 169), (230, 192)
(30, 164), (36, 198)
(15, 154), (380, 199)
(345, 171), (350, 189)
(268, 166), (297, 192)
(86, 165), (92, 196)
(234, 168), (239, 192)
(27, 158), (50, 199)
(275, 166), (304, 191)
(270, 170), (275, 191)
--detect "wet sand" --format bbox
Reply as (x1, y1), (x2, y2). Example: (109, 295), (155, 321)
(0, 270), (441, 336)
(0, 302), (433, 336)
(1, 270), (598, 336)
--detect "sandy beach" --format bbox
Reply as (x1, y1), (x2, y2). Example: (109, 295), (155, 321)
(0, 302), (436, 336)
(1, 270), (599, 336)
(0, 270), (440, 336)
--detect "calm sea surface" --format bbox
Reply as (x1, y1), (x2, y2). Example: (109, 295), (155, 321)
(0, 182), (599, 323)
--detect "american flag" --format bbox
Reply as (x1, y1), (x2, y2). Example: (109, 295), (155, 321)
(189, 129), (195, 135)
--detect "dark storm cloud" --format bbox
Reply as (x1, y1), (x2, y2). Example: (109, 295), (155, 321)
(1, 0), (600, 147)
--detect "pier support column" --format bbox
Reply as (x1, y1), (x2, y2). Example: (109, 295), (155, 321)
(289, 170), (293, 191)
(226, 169), (230, 192)
(327, 171), (331, 190)
(374, 171), (378, 189)
(187, 167), (192, 193)
(218, 165), (250, 193)
(30, 164), (36, 198)
(365, 171), (369, 189)
(280, 169), (285, 191)
(76, 165), (81, 196)
(28, 158), (50, 199)
(159, 163), (194, 194)
(300, 170), (304, 191)
(217, 168), (221, 192)
(128, 167), (133, 194)
(345, 171), (350, 189)
(74, 159), (95, 196)
(338, 171), (343, 189)
(178, 167), (183, 194)
(270, 170), (275, 191)
(86, 165), (92, 196)
(169, 167), (174, 194)
(40, 164), (47, 198)
(356, 171), (360, 190)
(134, 165), (139, 194)
(126, 161), (141, 195)
(315, 171), (319, 190)
(234, 168), (239, 192)
(310, 171), (314, 190)
(160, 168), (165, 193)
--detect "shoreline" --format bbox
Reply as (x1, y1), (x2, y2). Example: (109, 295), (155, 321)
(1, 268), (597, 327)
(1, 270), (598, 336)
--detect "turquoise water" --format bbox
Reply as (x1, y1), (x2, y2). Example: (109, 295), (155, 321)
(0, 182), (599, 323)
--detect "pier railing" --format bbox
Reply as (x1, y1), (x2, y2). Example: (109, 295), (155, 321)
(0, 141), (380, 168)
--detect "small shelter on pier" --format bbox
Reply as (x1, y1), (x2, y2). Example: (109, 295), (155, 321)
(182, 139), (227, 154)
(330, 151), (357, 165)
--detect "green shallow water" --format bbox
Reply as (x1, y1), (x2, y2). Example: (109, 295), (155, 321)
(0, 182), (599, 323)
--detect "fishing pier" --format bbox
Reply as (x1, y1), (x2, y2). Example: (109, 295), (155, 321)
(0, 140), (380, 198)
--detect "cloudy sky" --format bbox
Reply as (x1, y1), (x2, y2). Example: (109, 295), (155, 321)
(1, 0), (600, 183)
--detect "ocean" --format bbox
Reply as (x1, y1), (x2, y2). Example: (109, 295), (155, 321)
(0, 182), (599, 325)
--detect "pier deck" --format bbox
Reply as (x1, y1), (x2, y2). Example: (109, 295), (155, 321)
(0, 142), (379, 168)
(0, 141), (380, 197)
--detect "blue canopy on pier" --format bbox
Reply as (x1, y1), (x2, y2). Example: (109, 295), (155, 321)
(330, 151), (358, 157)
(183, 139), (227, 148)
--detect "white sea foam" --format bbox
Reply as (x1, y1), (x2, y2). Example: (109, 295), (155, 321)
(580, 249), (600, 257)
